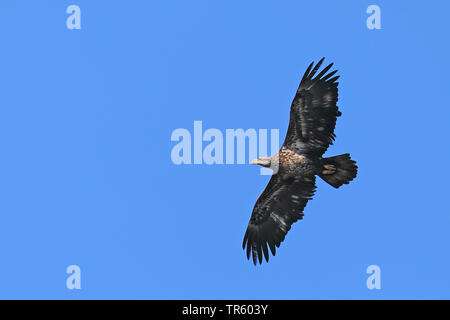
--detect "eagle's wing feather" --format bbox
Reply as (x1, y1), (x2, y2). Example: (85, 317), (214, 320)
(242, 175), (316, 265)
(282, 58), (341, 156)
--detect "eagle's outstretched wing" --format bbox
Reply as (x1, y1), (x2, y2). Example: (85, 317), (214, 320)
(282, 58), (341, 156)
(242, 175), (316, 265)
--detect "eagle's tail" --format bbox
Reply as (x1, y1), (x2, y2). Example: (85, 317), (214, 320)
(318, 153), (357, 189)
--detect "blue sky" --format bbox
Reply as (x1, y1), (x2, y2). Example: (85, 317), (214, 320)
(0, 1), (449, 299)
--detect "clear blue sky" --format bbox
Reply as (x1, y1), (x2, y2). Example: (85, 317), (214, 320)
(0, 1), (449, 299)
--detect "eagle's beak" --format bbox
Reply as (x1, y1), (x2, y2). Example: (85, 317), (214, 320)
(251, 158), (271, 166)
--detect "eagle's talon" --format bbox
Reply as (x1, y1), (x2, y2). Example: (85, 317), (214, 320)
(322, 164), (336, 175)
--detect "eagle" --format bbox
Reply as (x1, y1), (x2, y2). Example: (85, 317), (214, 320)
(243, 58), (358, 265)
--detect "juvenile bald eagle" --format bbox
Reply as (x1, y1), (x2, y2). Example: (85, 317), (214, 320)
(243, 58), (357, 265)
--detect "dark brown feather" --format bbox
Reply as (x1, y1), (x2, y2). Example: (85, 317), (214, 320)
(282, 58), (341, 156)
(242, 175), (316, 265)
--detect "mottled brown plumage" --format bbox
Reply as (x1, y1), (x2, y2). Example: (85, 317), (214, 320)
(243, 58), (358, 265)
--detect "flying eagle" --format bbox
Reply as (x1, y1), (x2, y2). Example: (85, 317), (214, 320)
(243, 58), (358, 265)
